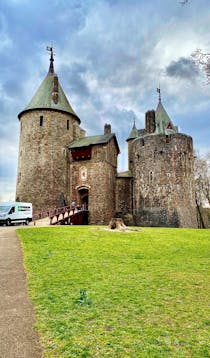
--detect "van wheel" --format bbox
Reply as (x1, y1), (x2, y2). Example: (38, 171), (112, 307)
(25, 219), (30, 225)
(6, 219), (11, 226)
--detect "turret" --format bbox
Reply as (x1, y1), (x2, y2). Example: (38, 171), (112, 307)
(16, 47), (83, 212)
(155, 87), (177, 135)
(18, 47), (80, 124)
(126, 120), (138, 172)
(132, 88), (197, 228)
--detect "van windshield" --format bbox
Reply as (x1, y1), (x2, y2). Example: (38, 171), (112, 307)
(0, 206), (11, 213)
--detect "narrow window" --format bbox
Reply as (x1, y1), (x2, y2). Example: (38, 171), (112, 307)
(40, 115), (43, 126)
(149, 171), (153, 182)
(63, 148), (67, 157)
(67, 119), (69, 130)
(154, 149), (157, 159)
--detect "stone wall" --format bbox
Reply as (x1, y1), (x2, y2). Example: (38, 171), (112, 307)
(115, 177), (132, 214)
(132, 133), (198, 227)
(69, 138), (118, 224)
(197, 207), (210, 228)
(16, 109), (83, 212)
(127, 140), (134, 172)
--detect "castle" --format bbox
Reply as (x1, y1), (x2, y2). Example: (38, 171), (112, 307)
(16, 49), (198, 227)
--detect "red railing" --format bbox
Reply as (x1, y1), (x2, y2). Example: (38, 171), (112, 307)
(33, 205), (88, 225)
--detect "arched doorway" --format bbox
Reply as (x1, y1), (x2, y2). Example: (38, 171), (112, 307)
(78, 187), (89, 210)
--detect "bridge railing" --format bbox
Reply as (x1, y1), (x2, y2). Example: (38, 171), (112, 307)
(33, 204), (88, 225)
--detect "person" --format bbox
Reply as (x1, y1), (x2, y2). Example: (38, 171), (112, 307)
(71, 201), (76, 210)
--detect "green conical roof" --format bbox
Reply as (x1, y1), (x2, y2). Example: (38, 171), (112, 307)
(126, 121), (138, 141)
(155, 101), (177, 134)
(18, 50), (80, 123)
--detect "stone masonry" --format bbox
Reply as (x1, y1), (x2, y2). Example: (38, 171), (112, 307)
(69, 135), (118, 224)
(16, 110), (83, 212)
(16, 50), (198, 227)
(132, 133), (197, 227)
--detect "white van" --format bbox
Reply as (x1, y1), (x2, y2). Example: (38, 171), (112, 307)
(0, 202), (33, 226)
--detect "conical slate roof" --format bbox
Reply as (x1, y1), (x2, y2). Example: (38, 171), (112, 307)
(18, 50), (80, 123)
(126, 121), (139, 141)
(155, 101), (177, 134)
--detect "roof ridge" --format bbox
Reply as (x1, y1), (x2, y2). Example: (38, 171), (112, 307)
(68, 132), (120, 153)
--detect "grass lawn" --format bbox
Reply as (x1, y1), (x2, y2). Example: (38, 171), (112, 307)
(17, 226), (210, 357)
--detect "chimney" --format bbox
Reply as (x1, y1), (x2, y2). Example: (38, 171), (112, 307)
(104, 123), (111, 134)
(145, 110), (156, 133)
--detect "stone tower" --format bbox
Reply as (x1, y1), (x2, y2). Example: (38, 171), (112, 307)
(16, 48), (84, 212)
(131, 91), (197, 227)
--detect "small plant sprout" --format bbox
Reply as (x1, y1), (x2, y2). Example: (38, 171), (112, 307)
(75, 289), (92, 306)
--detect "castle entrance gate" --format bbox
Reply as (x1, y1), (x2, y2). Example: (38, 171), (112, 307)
(78, 187), (89, 210)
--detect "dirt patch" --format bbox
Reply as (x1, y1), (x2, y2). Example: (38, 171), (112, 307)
(103, 227), (142, 233)
(0, 226), (43, 358)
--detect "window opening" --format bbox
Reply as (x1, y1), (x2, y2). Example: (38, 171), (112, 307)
(149, 171), (153, 182)
(67, 119), (69, 130)
(9, 207), (15, 214)
(40, 116), (43, 126)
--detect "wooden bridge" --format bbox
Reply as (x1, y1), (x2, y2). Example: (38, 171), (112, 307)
(33, 206), (89, 225)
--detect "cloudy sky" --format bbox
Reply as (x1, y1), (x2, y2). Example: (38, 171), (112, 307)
(0, 0), (210, 201)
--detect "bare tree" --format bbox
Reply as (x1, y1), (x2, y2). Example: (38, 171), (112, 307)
(191, 49), (210, 83)
(194, 151), (210, 207)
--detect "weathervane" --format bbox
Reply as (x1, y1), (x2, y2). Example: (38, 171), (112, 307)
(157, 85), (161, 103)
(46, 45), (55, 74)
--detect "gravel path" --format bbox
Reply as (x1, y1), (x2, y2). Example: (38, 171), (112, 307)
(0, 226), (43, 358)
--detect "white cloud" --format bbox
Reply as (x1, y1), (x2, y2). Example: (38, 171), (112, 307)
(0, 14), (13, 52)
(0, 0), (210, 200)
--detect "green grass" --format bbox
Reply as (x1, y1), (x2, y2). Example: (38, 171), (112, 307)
(17, 226), (210, 357)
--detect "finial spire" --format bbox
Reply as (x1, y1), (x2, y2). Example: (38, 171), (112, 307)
(157, 85), (161, 103)
(46, 46), (54, 74)
(133, 117), (136, 128)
